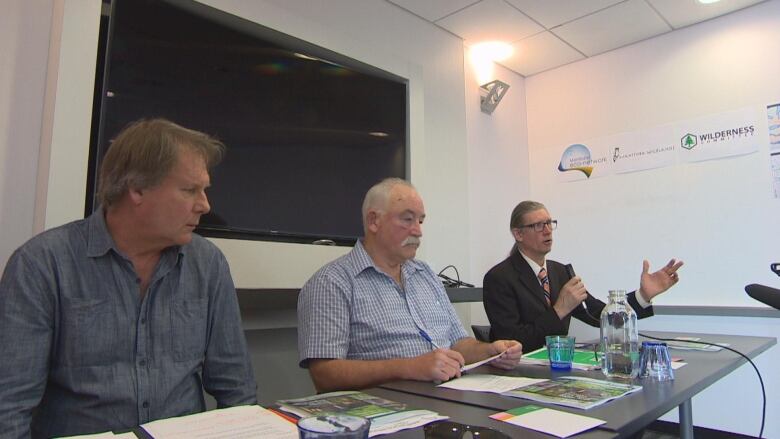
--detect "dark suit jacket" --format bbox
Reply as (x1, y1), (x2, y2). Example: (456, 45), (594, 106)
(483, 250), (653, 352)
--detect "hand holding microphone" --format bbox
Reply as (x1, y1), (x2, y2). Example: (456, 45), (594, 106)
(557, 264), (600, 324)
(553, 266), (588, 319)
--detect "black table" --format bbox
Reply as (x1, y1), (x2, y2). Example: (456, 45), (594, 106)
(379, 331), (776, 439)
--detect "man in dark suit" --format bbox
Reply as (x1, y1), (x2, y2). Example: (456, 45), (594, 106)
(483, 200), (683, 352)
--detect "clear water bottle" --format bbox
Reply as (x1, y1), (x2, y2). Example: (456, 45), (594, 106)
(600, 290), (639, 379)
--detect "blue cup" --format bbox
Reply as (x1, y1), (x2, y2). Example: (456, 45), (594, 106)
(546, 335), (576, 370)
(298, 414), (370, 439)
(639, 341), (674, 381)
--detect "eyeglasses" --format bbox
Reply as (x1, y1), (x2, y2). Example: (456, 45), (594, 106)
(424, 421), (512, 439)
(519, 219), (557, 232)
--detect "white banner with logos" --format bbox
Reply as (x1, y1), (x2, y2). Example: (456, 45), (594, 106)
(768, 102), (780, 198)
(677, 107), (758, 163)
(555, 107), (759, 182)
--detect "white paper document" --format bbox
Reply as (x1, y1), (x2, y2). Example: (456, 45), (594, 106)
(141, 405), (297, 439)
(56, 433), (136, 438)
(438, 374), (546, 394)
(461, 350), (506, 372)
(491, 405), (606, 438)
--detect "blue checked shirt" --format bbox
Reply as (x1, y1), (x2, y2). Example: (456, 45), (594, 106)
(0, 210), (257, 438)
(298, 240), (468, 366)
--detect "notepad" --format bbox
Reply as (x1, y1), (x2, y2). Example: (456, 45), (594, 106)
(491, 405), (606, 437)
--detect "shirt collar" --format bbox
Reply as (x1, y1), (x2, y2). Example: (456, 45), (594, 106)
(519, 249), (546, 277)
(349, 239), (424, 278)
(86, 208), (117, 258)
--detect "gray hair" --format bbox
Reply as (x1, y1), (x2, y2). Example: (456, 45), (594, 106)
(510, 200), (547, 229)
(361, 177), (415, 230)
(98, 118), (225, 206)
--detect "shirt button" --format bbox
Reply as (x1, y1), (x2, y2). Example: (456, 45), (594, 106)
(142, 401), (149, 408)
(141, 318), (146, 325)
(139, 360), (146, 367)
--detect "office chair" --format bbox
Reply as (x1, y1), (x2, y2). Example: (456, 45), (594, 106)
(471, 325), (491, 342)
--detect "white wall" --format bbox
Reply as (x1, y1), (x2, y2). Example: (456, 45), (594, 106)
(0, 0), (54, 269)
(525, 1), (780, 436)
(463, 54), (530, 326)
(525, 0), (780, 308)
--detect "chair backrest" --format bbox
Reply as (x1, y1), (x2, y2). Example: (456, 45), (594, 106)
(471, 325), (491, 342)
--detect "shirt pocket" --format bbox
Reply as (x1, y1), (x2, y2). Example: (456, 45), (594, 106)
(60, 298), (120, 367)
(171, 297), (208, 362)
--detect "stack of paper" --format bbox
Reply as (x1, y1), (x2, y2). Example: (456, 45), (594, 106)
(56, 433), (136, 438)
(277, 391), (447, 437)
(140, 405), (298, 438)
(438, 374), (546, 394)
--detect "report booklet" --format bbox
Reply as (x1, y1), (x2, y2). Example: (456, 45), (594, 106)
(503, 376), (642, 410)
(277, 391), (447, 437)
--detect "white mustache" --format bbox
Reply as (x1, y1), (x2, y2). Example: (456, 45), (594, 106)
(402, 236), (421, 246)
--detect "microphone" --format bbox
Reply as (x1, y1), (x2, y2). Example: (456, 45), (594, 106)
(565, 263), (599, 323)
(771, 263), (780, 277)
(745, 284), (780, 311)
(437, 273), (474, 288)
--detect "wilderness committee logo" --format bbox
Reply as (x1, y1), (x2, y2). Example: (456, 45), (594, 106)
(558, 144), (605, 178)
(681, 133), (697, 150)
(681, 125), (755, 150)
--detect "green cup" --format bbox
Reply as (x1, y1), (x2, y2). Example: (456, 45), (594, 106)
(546, 335), (576, 370)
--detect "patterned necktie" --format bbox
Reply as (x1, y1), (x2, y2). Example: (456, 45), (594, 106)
(538, 267), (551, 306)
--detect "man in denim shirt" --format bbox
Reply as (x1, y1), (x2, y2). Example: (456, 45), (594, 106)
(0, 119), (257, 438)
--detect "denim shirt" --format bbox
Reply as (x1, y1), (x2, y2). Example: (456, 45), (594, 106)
(0, 210), (257, 438)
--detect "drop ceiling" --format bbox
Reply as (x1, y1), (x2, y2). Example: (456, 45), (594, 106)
(385, 0), (767, 76)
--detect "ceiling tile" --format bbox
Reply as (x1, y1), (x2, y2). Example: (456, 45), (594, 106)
(386, 0), (481, 22)
(505, 0), (624, 29)
(502, 31), (585, 76)
(552, 0), (672, 56)
(648, 0), (766, 29)
(435, 0), (544, 45)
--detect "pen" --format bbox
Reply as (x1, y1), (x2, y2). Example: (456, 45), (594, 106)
(419, 329), (440, 349)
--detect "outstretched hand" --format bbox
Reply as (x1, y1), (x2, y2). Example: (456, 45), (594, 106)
(639, 258), (684, 301)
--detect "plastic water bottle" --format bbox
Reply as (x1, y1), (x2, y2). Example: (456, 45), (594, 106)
(600, 290), (639, 379)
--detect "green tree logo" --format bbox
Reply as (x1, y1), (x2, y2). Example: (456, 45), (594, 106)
(681, 133), (697, 150)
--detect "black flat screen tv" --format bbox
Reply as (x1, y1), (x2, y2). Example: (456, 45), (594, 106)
(87, 0), (408, 245)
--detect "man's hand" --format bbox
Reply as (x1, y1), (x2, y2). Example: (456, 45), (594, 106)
(487, 340), (522, 369)
(405, 349), (465, 382)
(639, 259), (684, 301)
(553, 276), (588, 318)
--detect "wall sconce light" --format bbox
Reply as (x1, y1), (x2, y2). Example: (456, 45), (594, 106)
(480, 80), (510, 114)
